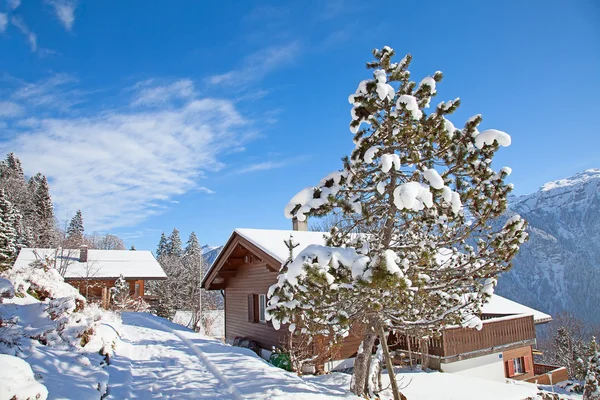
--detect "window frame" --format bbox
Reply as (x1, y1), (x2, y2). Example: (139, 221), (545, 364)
(513, 357), (524, 374)
(258, 294), (266, 323)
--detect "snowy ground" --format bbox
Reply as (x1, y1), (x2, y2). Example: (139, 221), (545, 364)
(172, 309), (224, 338)
(1, 308), (580, 399)
(103, 313), (578, 400)
(105, 312), (354, 399)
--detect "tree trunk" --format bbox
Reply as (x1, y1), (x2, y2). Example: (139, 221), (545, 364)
(407, 333), (413, 369)
(378, 324), (405, 400)
(351, 330), (377, 397)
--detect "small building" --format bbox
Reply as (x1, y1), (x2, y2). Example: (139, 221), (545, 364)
(203, 227), (566, 383)
(14, 247), (167, 305)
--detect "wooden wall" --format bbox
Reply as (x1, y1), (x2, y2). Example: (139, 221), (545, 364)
(66, 278), (145, 300)
(503, 345), (534, 380)
(225, 262), (364, 361)
(225, 263), (286, 350)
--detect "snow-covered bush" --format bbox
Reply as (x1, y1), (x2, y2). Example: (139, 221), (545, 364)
(0, 354), (48, 400)
(0, 255), (120, 398)
(584, 337), (600, 400)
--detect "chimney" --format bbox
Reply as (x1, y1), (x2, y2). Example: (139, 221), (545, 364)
(292, 217), (308, 232)
(79, 245), (88, 263)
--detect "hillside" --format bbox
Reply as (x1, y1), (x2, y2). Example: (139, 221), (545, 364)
(496, 169), (600, 325)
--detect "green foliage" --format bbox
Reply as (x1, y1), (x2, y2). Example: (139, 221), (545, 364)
(269, 349), (293, 372)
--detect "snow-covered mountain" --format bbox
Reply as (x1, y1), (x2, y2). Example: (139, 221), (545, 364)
(496, 169), (600, 325)
(202, 245), (223, 268)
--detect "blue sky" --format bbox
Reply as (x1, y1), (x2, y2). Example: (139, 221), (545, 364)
(1, 0), (599, 251)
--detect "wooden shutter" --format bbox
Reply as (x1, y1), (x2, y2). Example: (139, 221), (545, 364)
(506, 360), (515, 377)
(253, 294), (259, 323)
(524, 355), (533, 373)
(248, 294), (255, 323)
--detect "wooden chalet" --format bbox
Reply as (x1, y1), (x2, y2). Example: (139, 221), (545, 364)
(203, 226), (566, 383)
(15, 246), (167, 307)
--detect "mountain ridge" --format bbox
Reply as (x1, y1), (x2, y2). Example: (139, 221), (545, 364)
(497, 168), (600, 325)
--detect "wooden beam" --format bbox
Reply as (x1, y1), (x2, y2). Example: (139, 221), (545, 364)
(226, 257), (245, 267)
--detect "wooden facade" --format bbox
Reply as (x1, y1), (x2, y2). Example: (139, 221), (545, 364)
(67, 278), (146, 304)
(205, 230), (548, 376)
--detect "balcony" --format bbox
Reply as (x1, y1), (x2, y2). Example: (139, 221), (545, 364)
(527, 364), (569, 384)
(391, 314), (536, 359)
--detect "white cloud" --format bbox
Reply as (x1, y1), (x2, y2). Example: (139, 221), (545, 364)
(131, 79), (196, 106)
(0, 101), (24, 117)
(10, 17), (37, 52)
(208, 42), (300, 86)
(10, 73), (85, 110)
(237, 160), (287, 174)
(1, 78), (253, 231)
(0, 13), (7, 33)
(45, 0), (77, 31)
(197, 187), (216, 195)
(7, 0), (21, 10)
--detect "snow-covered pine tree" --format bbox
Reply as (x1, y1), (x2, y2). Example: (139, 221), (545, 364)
(151, 229), (187, 318)
(0, 190), (18, 271)
(112, 274), (132, 310)
(541, 313), (589, 380)
(584, 337), (600, 400)
(66, 210), (84, 247)
(268, 47), (527, 399)
(33, 175), (57, 247)
(167, 228), (183, 257)
(156, 233), (168, 258)
(183, 232), (204, 329)
(0, 154), (33, 247)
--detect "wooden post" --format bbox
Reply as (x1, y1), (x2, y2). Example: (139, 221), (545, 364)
(101, 287), (109, 309)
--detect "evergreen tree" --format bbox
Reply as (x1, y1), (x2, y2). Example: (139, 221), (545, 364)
(268, 47), (527, 398)
(4, 153), (24, 180)
(112, 274), (132, 310)
(185, 231), (202, 257)
(0, 190), (18, 271)
(156, 232), (168, 258)
(167, 228), (183, 257)
(584, 337), (600, 400)
(34, 176), (57, 247)
(66, 210), (84, 246)
(130, 245), (136, 251)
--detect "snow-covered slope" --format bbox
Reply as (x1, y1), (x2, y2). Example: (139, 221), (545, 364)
(496, 169), (600, 325)
(203, 245), (223, 267)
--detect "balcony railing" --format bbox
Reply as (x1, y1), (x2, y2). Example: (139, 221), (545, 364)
(391, 315), (536, 358)
(527, 365), (569, 385)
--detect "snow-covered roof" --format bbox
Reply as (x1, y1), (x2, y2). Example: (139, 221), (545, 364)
(14, 248), (167, 280)
(210, 229), (552, 324)
(482, 293), (552, 324)
(234, 228), (329, 263)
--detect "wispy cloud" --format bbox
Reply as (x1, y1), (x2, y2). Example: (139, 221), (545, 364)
(130, 79), (196, 107)
(238, 160), (287, 174)
(10, 16), (37, 52)
(0, 101), (24, 117)
(208, 42), (300, 87)
(44, 0), (77, 31)
(197, 187), (216, 194)
(8, 73), (86, 110)
(7, 0), (21, 10)
(1, 76), (254, 231)
(0, 14), (7, 33)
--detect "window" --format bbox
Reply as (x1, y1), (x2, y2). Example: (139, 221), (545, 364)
(248, 294), (268, 323)
(259, 294), (266, 323)
(134, 283), (140, 297)
(513, 357), (524, 374)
